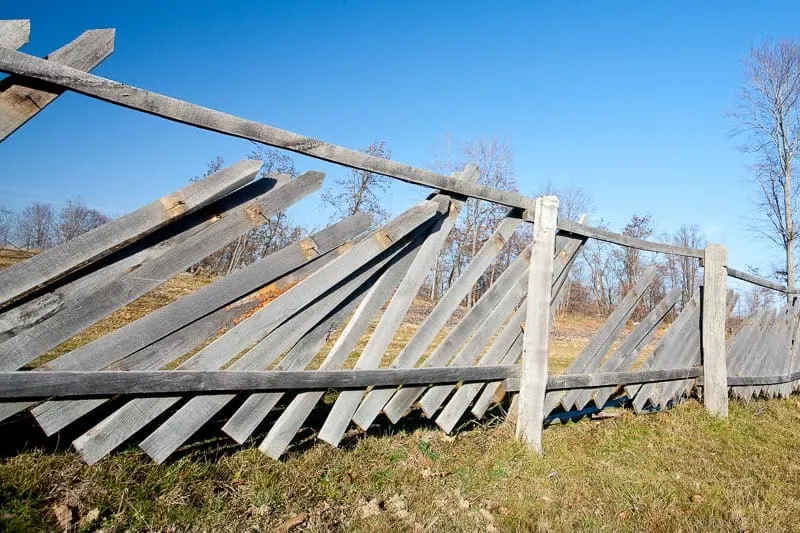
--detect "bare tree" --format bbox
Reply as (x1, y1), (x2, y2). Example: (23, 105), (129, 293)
(664, 224), (705, 307)
(321, 140), (391, 225)
(0, 207), (14, 246)
(731, 39), (800, 300)
(58, 197), (110, 242)
(536, 181), (594, 222)
(15, 201), (56, 249)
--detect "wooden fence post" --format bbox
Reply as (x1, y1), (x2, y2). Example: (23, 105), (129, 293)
(515, 195), (558, 453)
(702, 243), (728, 418)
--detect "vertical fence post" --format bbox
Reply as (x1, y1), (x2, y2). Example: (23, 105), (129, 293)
(702, 243), (728, 418)
(516, 195), (558, 453)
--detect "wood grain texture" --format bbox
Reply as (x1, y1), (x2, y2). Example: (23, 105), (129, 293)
(0, 20), (30, 50)
(0, 158), (258, 309)
(557, 218), (704, 258)
(516, 196), (558, 453)
(727, 267), (790, 294)
(0, 29), (114, 142)
(702, 244), (728, 417)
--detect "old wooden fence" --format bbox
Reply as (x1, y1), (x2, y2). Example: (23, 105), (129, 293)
(1, 21), (798, 464)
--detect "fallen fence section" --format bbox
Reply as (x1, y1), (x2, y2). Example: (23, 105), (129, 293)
(0, 20), (797, 465)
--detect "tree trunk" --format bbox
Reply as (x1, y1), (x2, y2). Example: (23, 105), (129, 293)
(784, 167), (796, 302)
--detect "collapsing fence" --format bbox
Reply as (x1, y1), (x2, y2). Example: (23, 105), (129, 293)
(1, 20), (798, 465)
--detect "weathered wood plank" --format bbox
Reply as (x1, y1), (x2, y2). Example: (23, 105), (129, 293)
(727, 267), (790, 294)
(0, 171), (321, 371)
(347, 214), (522, 429)
(0, 159), (258, 309)
(0, 20), (30, 50)
(317, 182), (477, 447)
(435, 308), (525, 433)
(418, 276), (527, 418)
(557, 219), (704, 258)
(0, 46), (536, 211)
(218, 229), (425, 444)
(0, 366), (520, 399)
(470, 336), (524, 420)
(702, 245), (728, 417)
(27, 220), (366, 435)
(378, 248), (531, 424)
(589, 288), (680, 409)
(515, 196), (558, 453)
(548, 266), (657, 413)
(0, 29), (115, 142)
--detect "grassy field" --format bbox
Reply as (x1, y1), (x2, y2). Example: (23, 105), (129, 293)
(1, 250), (799, 531)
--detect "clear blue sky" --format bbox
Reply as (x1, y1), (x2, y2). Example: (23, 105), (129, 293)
(1, 1), (799, 276)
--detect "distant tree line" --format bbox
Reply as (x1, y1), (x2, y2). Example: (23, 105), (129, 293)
(0, 198), (110, 250)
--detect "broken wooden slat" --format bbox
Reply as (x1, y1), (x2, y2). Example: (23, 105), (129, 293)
(0, 20), (30, 50)
(0, 29), (115, 142)
(0, 170), (321, 372)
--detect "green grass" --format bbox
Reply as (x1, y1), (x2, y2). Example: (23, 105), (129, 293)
(2, 397), (800, 532)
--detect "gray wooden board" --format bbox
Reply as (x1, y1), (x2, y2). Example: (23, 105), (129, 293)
(136, 228), (428, 464)
(547, 267), (657, 413)
(221, 228), (425, 445)
(316, 194), (463, 447)
(71, 234), (417, 465)
(0, 46), (537, 211)
(348, 215), (523, 430)
(248, 230), (435, 456)
(0, 29), (114, 143)
(27, 229), (361, 435)
(727, 267), (790, 294)
(0, 20), (29, 50)
(729, 311), (774, 400)
(435, 308), (525, 433)
(220, 300), (358, 445)
(471, 331), (525, 419)
(557, 219), (704, 259)
(376, 232), (584, 426)
(0, 171), (320, 372)
(590, 288), (680, 409)
(378, 247), (531, 424)
(628, 294), (701, 409)
(39, 213), (370, 373)
(418, 274), (528, 417)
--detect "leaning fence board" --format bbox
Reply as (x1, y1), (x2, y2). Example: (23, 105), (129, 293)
(379, 248), (530, 424)
(471, 326), (526, 420)
(217, 229), (424, 445)
(435, 307), (525, 433)
(548, 267), (657, 413)
(348, 214), (522, 430)
(0, 158), (257, 307)
(0, 171), (321, 372)
(28, 223), (363, 435)
(137, 231), (425, 464)
(590, 288), (680, 409)
(0, 29), (115, 143)
(249, 232), (431, 456)
(727, 267), (790, 294)
(71, 236), (411, 465)
(0, 20), (30, 50)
